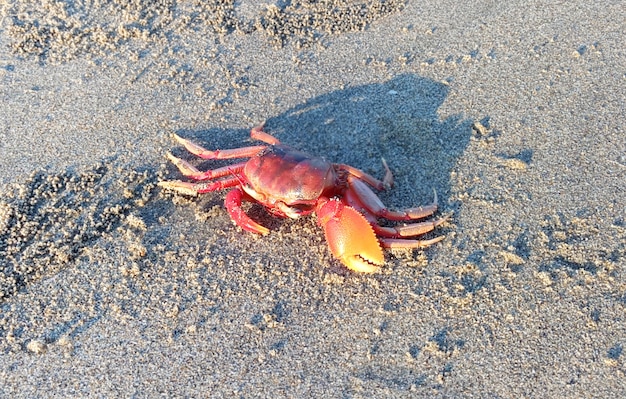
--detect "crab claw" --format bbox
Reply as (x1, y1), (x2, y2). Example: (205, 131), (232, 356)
(316, 198), (384, 273)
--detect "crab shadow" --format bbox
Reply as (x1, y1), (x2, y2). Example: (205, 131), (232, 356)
(173, 74), (471, 224)
(266, 74), (471, 207)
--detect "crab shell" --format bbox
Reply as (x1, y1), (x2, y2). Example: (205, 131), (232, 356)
(242, 145), (336, 217)
(242, 145), (386, 272)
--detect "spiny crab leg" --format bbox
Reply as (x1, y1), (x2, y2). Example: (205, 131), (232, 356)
(158, 176), (241, 196)
(250, 125), (281, 145)
(346, 176), (439, 221)
(316, 197), (384, 273)
(166, 152), (246, 181)
(372, 214), (451, 238)
(172, 133), (267, 160)
(380, 236), (446, 249)
(337, 158), (393, 191)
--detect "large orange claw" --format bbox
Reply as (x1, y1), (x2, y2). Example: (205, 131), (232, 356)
(316, 198), (384, 273)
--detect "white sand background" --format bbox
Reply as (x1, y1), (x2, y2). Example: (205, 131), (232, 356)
(1, 0), (625, 397)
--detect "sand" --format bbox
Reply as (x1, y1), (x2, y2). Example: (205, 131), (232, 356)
(1, 0), (625, 397)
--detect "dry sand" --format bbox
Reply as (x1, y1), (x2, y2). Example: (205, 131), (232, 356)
(1, 0), (625, 397)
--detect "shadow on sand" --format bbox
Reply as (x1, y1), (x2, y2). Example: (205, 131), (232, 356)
(175, 73), (473, 211)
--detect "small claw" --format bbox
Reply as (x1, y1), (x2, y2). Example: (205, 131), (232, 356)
(225, 188), (270, 235)
(316, 198), (384, 273)
(158, 180), (199, 196)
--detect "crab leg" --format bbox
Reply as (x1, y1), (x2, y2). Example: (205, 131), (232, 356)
(380, 236), (446, 249)
(372, 215), (450, 237)
(346, 176), (439, 221)
(337, 158), (393, 190)
(158, 176), (241, 196)
(250, 125), (281, 145)
(225, 188), (270, 235)
(173, 133), (266, 160)
(342, 176), (449, 239)
(315, 197), (384, 273)
(166, 152), (246, 181)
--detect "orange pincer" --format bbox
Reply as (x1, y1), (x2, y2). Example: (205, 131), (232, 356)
(316, 198), (384, 273)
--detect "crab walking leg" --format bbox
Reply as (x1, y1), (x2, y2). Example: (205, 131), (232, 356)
(343, 186), (449, 238)
(166, 152), (246, 181)
(337, 158), (394, 191)
(372, 215), (451, 237)
(346, 176), (439, 221)
(224, 188), (270, 235)
(250, 125), (281, 145)
(173, 133), (266, 160)
(380, 236), (446, 249)
(158, 176), (241, 196)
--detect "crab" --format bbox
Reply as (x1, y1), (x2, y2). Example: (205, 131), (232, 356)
(158, 125), (448, 273)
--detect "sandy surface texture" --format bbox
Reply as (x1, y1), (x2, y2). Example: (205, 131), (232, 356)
(1, 0), (625, 397)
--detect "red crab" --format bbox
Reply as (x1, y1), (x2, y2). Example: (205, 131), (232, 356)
(158, 125), (448, 273)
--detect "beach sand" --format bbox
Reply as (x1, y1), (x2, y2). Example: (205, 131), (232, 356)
(1, 0), (625, 397)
